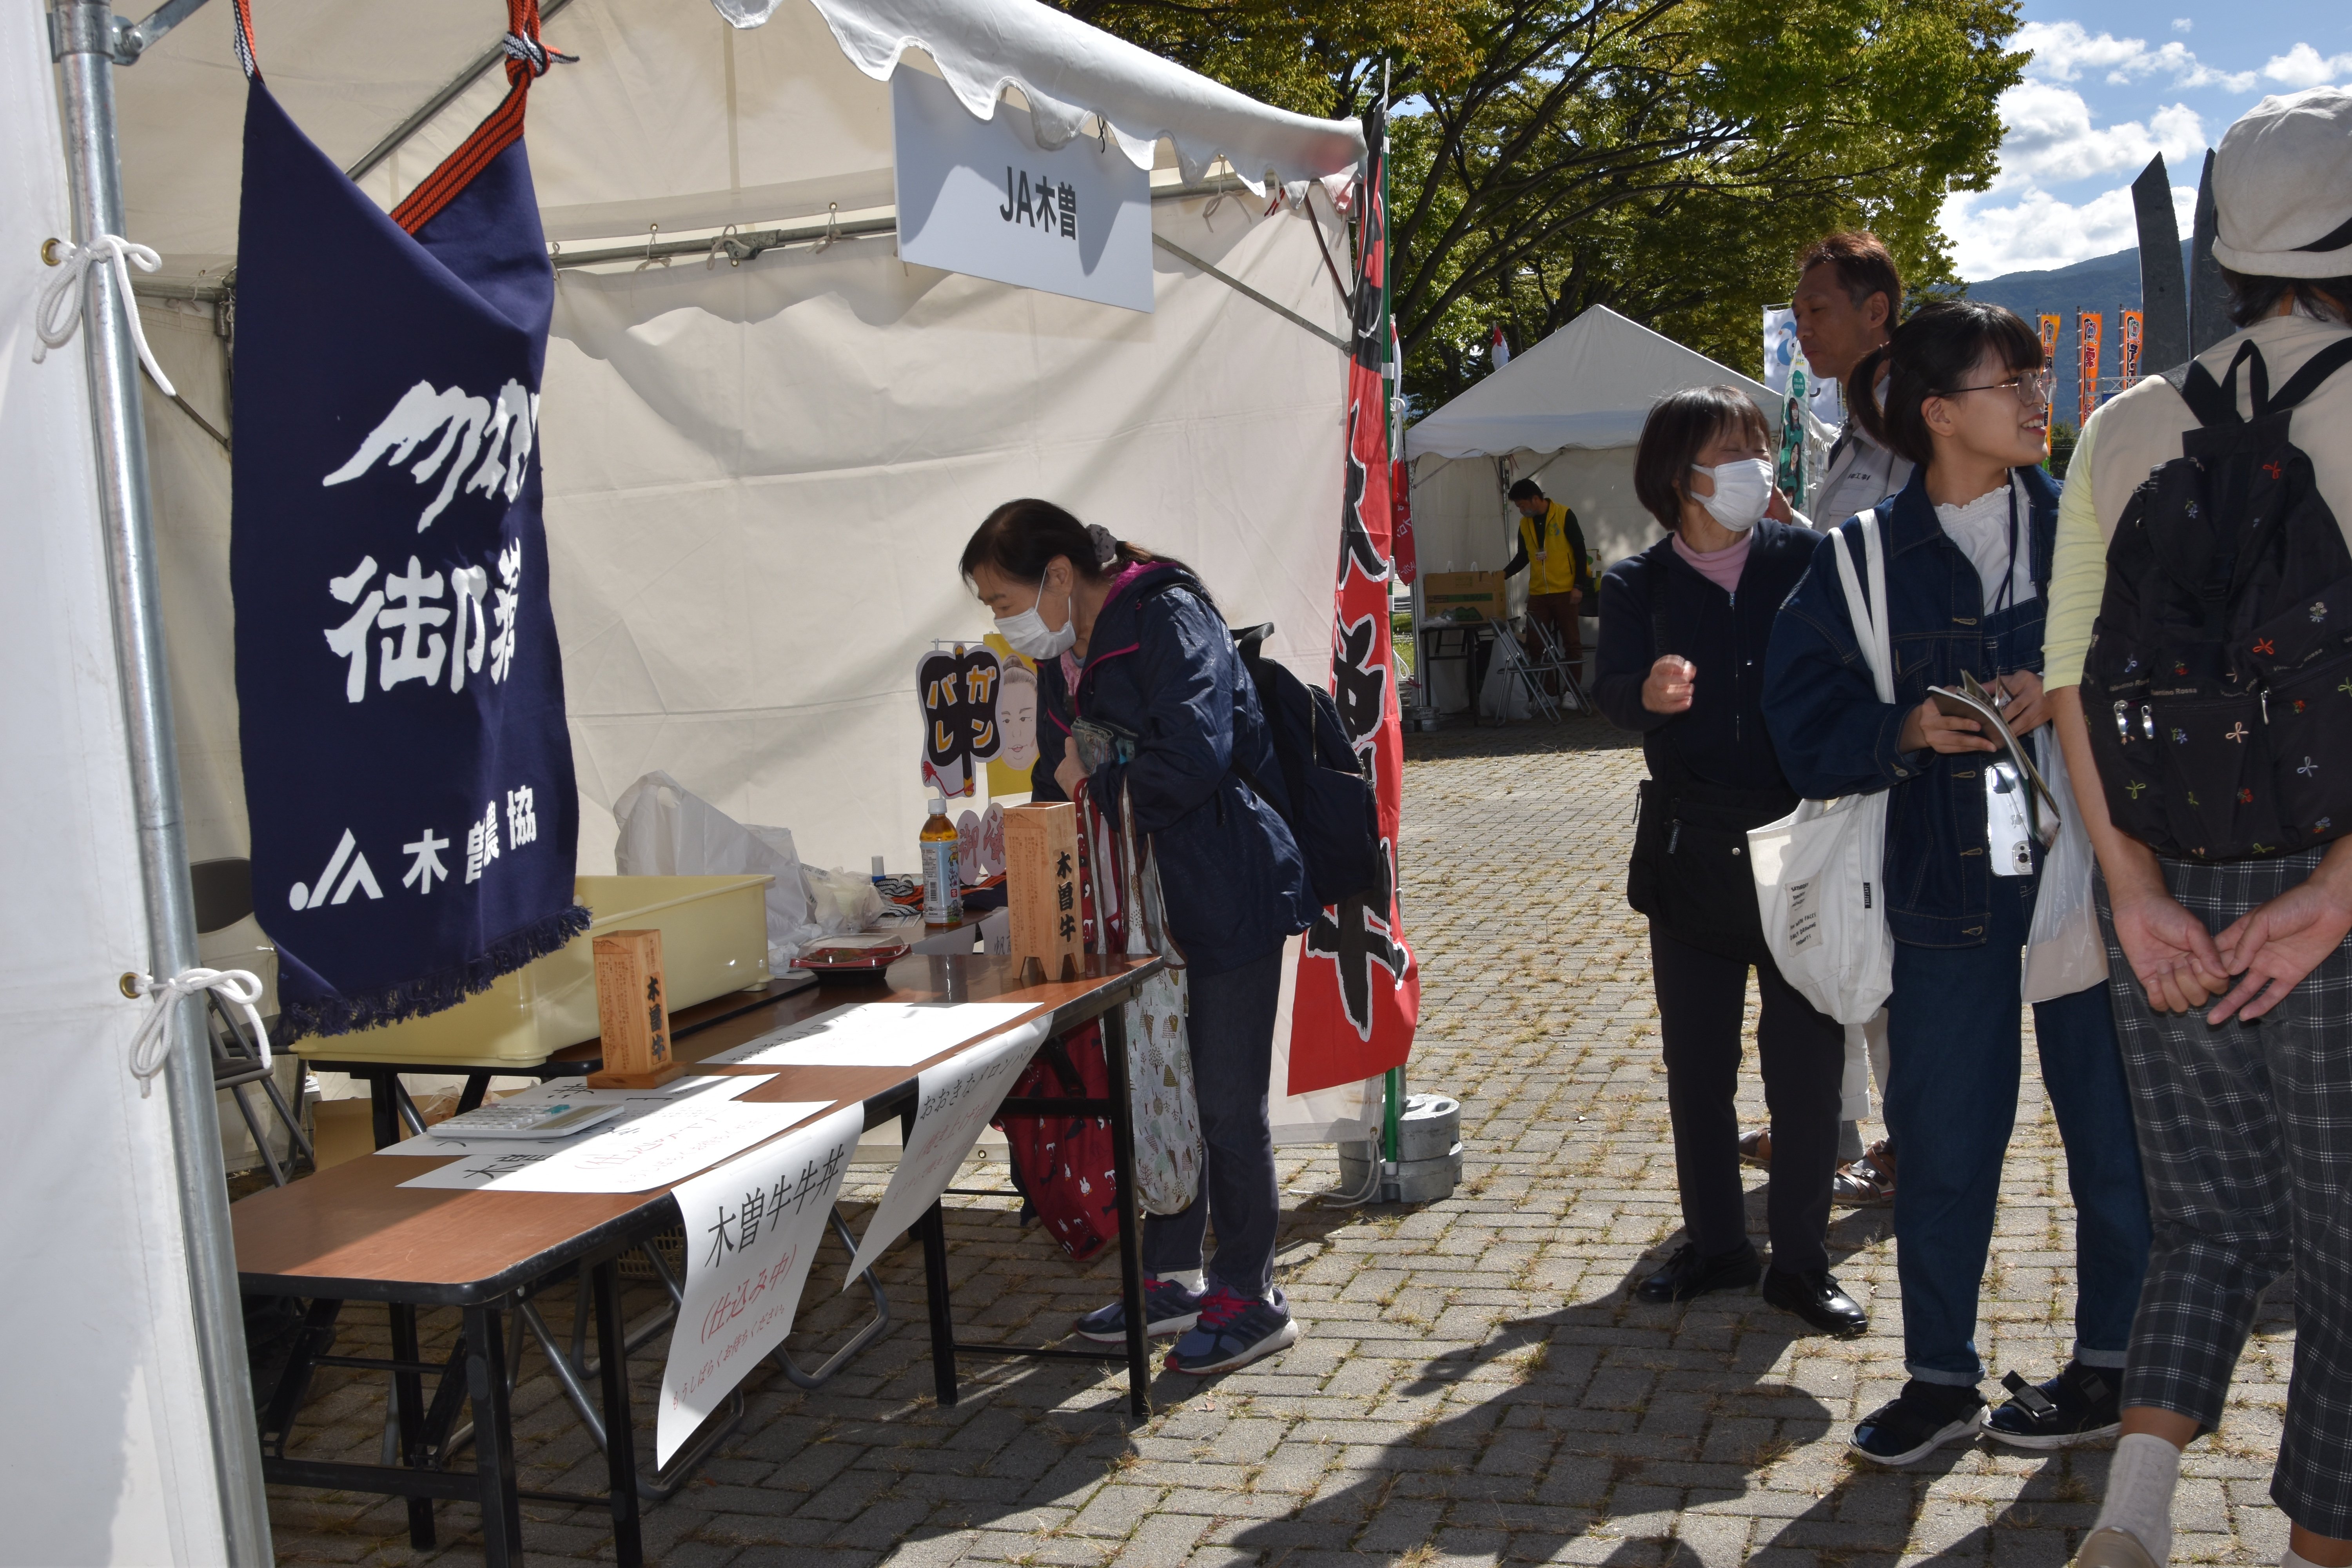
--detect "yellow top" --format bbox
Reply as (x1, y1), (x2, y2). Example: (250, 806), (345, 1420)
(2040, 416), (2104, 690)
(1518, 500), (1590, 597)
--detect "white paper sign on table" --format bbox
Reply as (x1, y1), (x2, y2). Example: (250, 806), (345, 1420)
(372, 1074), (770, 1156)
(843, 1018), (1048, 1281)
(397, 1097), (830, 1192)
(659, 1103), (864, 1465)
(699, 1002), (1038, 1069)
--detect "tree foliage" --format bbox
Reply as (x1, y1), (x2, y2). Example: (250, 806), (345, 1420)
(1050, 0), (2023, 411)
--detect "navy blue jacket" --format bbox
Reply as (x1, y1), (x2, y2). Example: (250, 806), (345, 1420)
(1762, 465), (2060, 948)
(1596, 518), (1816, 798)
(1032, 562), (1316, 976)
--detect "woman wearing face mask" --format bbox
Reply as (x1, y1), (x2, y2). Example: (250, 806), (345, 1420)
(962, 498), (1317, 1375)
(1597, 386), (1866, 1338)
(1763, 301), (2150, 1467)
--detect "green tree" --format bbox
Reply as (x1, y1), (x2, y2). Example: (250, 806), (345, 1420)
(1052, 0), (2023, 410)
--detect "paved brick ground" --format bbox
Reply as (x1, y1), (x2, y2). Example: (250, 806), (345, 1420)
(267, 719), (2297, 1566)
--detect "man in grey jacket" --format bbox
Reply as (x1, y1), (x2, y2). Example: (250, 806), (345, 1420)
(1796, 231), (1915, 530)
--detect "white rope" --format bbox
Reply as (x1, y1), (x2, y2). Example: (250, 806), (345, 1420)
(125, 967), (269, 1098)
(34, 236), (176, 397)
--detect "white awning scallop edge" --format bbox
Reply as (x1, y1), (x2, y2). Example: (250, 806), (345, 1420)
(716, 0), (1367, 194)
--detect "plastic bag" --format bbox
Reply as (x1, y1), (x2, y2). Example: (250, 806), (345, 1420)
(2024, 730), (2111, 1003)
(612, 771), (819, 967)
(802, 864), (885, 936)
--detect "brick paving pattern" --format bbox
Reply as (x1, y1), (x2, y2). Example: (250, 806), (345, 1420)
(267, 720), (2297, 1565)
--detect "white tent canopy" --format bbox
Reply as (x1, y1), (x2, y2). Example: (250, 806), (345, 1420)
(117, 0), (1363, 266)
(114, 0), (1367, 879)
(1406, 305), (1777, 461)
(1402, 308), (1781, 712)
(15, 4), (1367, 1557)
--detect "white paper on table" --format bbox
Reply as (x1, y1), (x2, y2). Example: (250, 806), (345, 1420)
(658, 1102), (864, 1466)
(397, 1097), (830, 1191)
(372, 1074), (772, 1156)
(842, 1018), (1047, 1282)
(698, 1002), (1038, 1069)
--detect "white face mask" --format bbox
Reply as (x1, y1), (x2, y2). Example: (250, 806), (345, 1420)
(1691, 458), (1774, 532)
(994, 573), (1076, 659)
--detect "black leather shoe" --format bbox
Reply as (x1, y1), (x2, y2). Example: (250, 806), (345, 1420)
(1635, 1242), (1761, 1303)
(1761, 1267), (1869, 1337)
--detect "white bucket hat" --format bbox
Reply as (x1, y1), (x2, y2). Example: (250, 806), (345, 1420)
(2212, 86), (2352, 279)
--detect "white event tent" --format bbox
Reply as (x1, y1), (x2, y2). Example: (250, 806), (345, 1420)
(8, 0), (1366, 1558)
(1405, 305), (1780, 641)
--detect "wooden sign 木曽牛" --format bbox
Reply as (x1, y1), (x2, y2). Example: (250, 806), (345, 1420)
(587, 928), (681, 1089)
(1002, 801), (1082, 984)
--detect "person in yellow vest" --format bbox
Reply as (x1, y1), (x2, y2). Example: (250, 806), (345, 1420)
(1505, 478), (1595, 690)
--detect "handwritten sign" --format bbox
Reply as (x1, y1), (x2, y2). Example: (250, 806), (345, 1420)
(891, 66), (1154, 313)
(844, 1018), (1047, 1281)
(658, 1103), (864, 1465)
(397, 1096), (829, 1192)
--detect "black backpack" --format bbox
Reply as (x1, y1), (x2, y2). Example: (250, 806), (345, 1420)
(2082, 338), (2352, 861)
(1231, 626), (1383, 907)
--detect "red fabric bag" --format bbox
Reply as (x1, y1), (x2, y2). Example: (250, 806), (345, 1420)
(992, 1024), (1120, 1262)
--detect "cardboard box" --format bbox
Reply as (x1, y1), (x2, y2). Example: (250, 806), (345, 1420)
(588, 928), (681, 1089)
(1002, 801), (1083, 983)
(1421, 570), (1507, 623)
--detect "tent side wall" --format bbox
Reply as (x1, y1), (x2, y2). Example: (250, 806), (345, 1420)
(142, 192), (1347, 878)
(0, 11), (229, 1561)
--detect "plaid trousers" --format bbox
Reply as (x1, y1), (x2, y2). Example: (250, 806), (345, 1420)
(2098, 851), (2352, 1538)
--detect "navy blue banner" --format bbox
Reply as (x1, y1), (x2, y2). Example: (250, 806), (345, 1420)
(232, 78), (587, 1037)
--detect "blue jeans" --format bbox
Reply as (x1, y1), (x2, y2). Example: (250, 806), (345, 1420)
(1885, 875), (2151, 1386)
(1141, 947), (1284, 1298)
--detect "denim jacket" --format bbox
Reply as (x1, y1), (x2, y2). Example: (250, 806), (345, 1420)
(1761, 465), (2060, 948)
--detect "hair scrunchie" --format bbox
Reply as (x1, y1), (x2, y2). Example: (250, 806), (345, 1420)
(1084, 523), (1121, 568)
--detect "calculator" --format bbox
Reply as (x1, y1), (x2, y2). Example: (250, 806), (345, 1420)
(430, 1100), (626, 1140)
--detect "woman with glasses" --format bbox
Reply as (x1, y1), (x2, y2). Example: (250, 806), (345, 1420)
(1762, 301), (2151, 1467)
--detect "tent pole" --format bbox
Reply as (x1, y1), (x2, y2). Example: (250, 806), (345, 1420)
(51, 4), (273, 1561)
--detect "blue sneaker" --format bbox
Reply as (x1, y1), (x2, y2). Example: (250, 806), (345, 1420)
(1164, 1286), (1299, 1374)
(1074, 1278), (1202, 1342)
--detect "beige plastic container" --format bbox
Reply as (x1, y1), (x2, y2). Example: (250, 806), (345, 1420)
(296, 875), (773, 1069)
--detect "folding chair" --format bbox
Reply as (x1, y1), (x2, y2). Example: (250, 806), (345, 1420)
(191, 857), (312, 1186)
(1524, 613), (1594, 714)
(1482, 616), (1560, 723)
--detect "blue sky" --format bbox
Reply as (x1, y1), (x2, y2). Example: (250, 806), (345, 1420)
(1944, 0), (2352, 278)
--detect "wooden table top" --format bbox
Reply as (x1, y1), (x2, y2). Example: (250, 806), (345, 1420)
(233, 953), (1156, 1305)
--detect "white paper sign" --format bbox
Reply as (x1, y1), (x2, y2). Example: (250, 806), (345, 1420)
(659, 1103), (864, 1465)
(892, 67), (1154, 313)
(700, 1001), (1039, 1069)
(843, 1018), (1047, 1281)
(397, 1097), (831, 1192)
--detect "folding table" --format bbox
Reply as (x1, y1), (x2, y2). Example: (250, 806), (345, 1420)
(235, 951), (1163, 1567)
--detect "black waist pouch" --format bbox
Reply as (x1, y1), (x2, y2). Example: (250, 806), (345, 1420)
(1627, 777), (1793, 963)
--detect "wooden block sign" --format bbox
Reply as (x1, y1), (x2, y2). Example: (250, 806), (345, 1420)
(588, 928), (681, 1089)
(1002, 801), (1083, 984)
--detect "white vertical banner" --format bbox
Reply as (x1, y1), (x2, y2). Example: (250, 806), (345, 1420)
(1763, 305), (1842, 423)
(658, 1103), (863, 1465)
(891, 67), (1155, 313)
(844, 1018), (1048, 1281)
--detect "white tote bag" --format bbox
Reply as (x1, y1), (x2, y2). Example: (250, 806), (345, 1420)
(1748, 516), (1897, 1026)
(2022, 729), (2111, 1002)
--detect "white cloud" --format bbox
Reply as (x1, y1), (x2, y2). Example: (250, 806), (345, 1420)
(2015, 20), (2257, 91)
(1988, 82), (2205, 189)
(2172, 18), (2192, 32)
(2263, 44), (2352, 89)
(1944, 182), (2198, 279)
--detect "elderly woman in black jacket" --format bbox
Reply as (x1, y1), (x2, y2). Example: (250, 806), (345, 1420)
(1595, 386), (1863, 1336)
(964, 498), (1317, 1376)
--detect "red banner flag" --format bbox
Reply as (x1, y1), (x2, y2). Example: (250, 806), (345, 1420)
(1285, 105), (1419, 1096)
